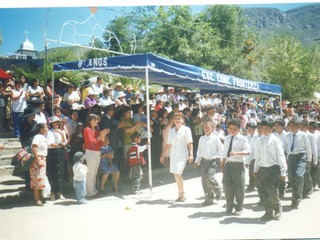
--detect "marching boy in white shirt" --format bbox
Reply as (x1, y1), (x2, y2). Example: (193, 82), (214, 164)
(194, 121), (223, 207)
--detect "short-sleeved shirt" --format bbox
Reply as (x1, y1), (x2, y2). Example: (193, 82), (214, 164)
(32, 134), (49, 156)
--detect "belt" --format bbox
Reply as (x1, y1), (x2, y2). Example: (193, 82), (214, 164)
(201, 158), (219, 161)
(226, 161), (243, 164)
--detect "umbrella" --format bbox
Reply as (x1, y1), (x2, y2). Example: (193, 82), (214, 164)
(0, 68), (13, 79)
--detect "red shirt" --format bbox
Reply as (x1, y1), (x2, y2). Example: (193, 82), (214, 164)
(83, 127), (103, 151)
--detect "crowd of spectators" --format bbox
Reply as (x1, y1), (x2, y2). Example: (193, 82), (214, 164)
(1, 73), (320, 209)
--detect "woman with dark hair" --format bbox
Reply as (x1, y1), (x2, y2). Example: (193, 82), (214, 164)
(83, 114), (109, 197)
(30, 123), (50, 206)
(27, 79), (45, 100)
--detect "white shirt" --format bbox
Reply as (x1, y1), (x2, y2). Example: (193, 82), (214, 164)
(32, 134), (49, 156)
(73, 162), (88, 181)
(167, 125), (193, 161)
(283, 130), (312, 162)
(306, 131), (318, 165)
(11, 89), (27, 113)
(92, 83), (104, 96)
(195, 132), (223, 164)
(223, 133), (250, 162)
(35, 112), (47, 124)
(244, 134), (261, 165)
(46, 129), (67, 147)
(254, 133), (287, 176)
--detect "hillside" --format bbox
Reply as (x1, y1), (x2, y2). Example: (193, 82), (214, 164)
(242, 4), (320, 43)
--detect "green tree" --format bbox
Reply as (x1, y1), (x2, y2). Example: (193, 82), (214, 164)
(262, 35), (319, 102)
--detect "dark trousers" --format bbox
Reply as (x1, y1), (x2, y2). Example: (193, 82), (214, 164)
(257, 165), (281, 214)
(12, 111), (22, 137)
(248, 159), (255, 188)
(287, 153), (306, 205)
(311, 163), (320, 187)
(303, 163), (313, 197)
(130, 165), (142, 191)
(200, 158), (222, 201)
(47, 148), (65, 193)
(0, 106), (5, 131)
(223, 162), (245, 211)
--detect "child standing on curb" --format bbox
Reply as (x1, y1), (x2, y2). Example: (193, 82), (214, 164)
(73, 152), (88, 204)
(128, 131), (148, 194)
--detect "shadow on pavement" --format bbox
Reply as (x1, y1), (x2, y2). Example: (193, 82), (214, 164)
(136, 199), (171, 205)
(219, 217), (265, 225)
(188, 211), (226, 219)
(0, 180), (25, 185)
(168, 202), (202, 208)
(53, 200), (79, 206)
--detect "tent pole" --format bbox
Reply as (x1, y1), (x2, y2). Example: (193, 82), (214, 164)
(52, 72), (55, 116)
(145, 66), (152, 197)
(280, 93), (283, 118)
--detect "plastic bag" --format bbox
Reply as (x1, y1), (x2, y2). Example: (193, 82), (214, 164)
(41, 176), (51, 198)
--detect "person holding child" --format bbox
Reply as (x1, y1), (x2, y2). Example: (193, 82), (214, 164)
(73, 152), (88, 204)
(99, 135), (120, 194)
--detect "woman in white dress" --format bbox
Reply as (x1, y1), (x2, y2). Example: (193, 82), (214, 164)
(160, 112), (193, 202)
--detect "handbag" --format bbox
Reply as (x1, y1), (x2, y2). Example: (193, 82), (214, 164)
(16, 146), (35, 171)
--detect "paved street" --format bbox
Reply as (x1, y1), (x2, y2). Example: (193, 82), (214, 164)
(1, 165), (320, 240)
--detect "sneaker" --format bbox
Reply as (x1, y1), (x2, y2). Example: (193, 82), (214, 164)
(78, 199), (87, 204)
(58, 193), (66, 200)
(50, 194), (55, 201)
(260, 213), (273, 222)
(201, 200), (213, 207)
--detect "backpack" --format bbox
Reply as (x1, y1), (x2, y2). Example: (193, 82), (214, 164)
(127, 144), (146, 167)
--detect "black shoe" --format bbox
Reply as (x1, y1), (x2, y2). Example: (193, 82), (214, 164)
(260, 213), (273, 222)
(215, 193), (222, 201)
(201, 200), (213, 207)
(226, 207), (233, 215)
(246, 186), (255, 192)
(274, 208), (282, 220)
(291, 202), (299, 209)
(234, 209), (243, 216)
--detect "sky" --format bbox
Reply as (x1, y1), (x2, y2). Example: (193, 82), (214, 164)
(0, 1), (319, 57)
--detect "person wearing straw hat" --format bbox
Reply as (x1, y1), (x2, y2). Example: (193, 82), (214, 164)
(113, 82), (123, 100)
(125, 85), (134, 103)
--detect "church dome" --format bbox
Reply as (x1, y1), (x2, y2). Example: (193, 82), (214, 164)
(20, 38), (35, 51)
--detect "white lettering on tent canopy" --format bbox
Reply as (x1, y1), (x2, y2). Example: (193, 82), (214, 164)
(78, 57), (108, 69)
(234, 77), (259, 91)
(202, 69), (259, 90)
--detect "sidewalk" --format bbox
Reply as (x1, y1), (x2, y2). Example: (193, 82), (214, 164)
(0, 164), (199, 206)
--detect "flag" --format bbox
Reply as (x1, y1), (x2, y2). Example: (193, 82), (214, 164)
(89, 7), (98, 14)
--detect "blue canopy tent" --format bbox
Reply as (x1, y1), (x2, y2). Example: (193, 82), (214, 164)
(53, 53), (282, 193)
